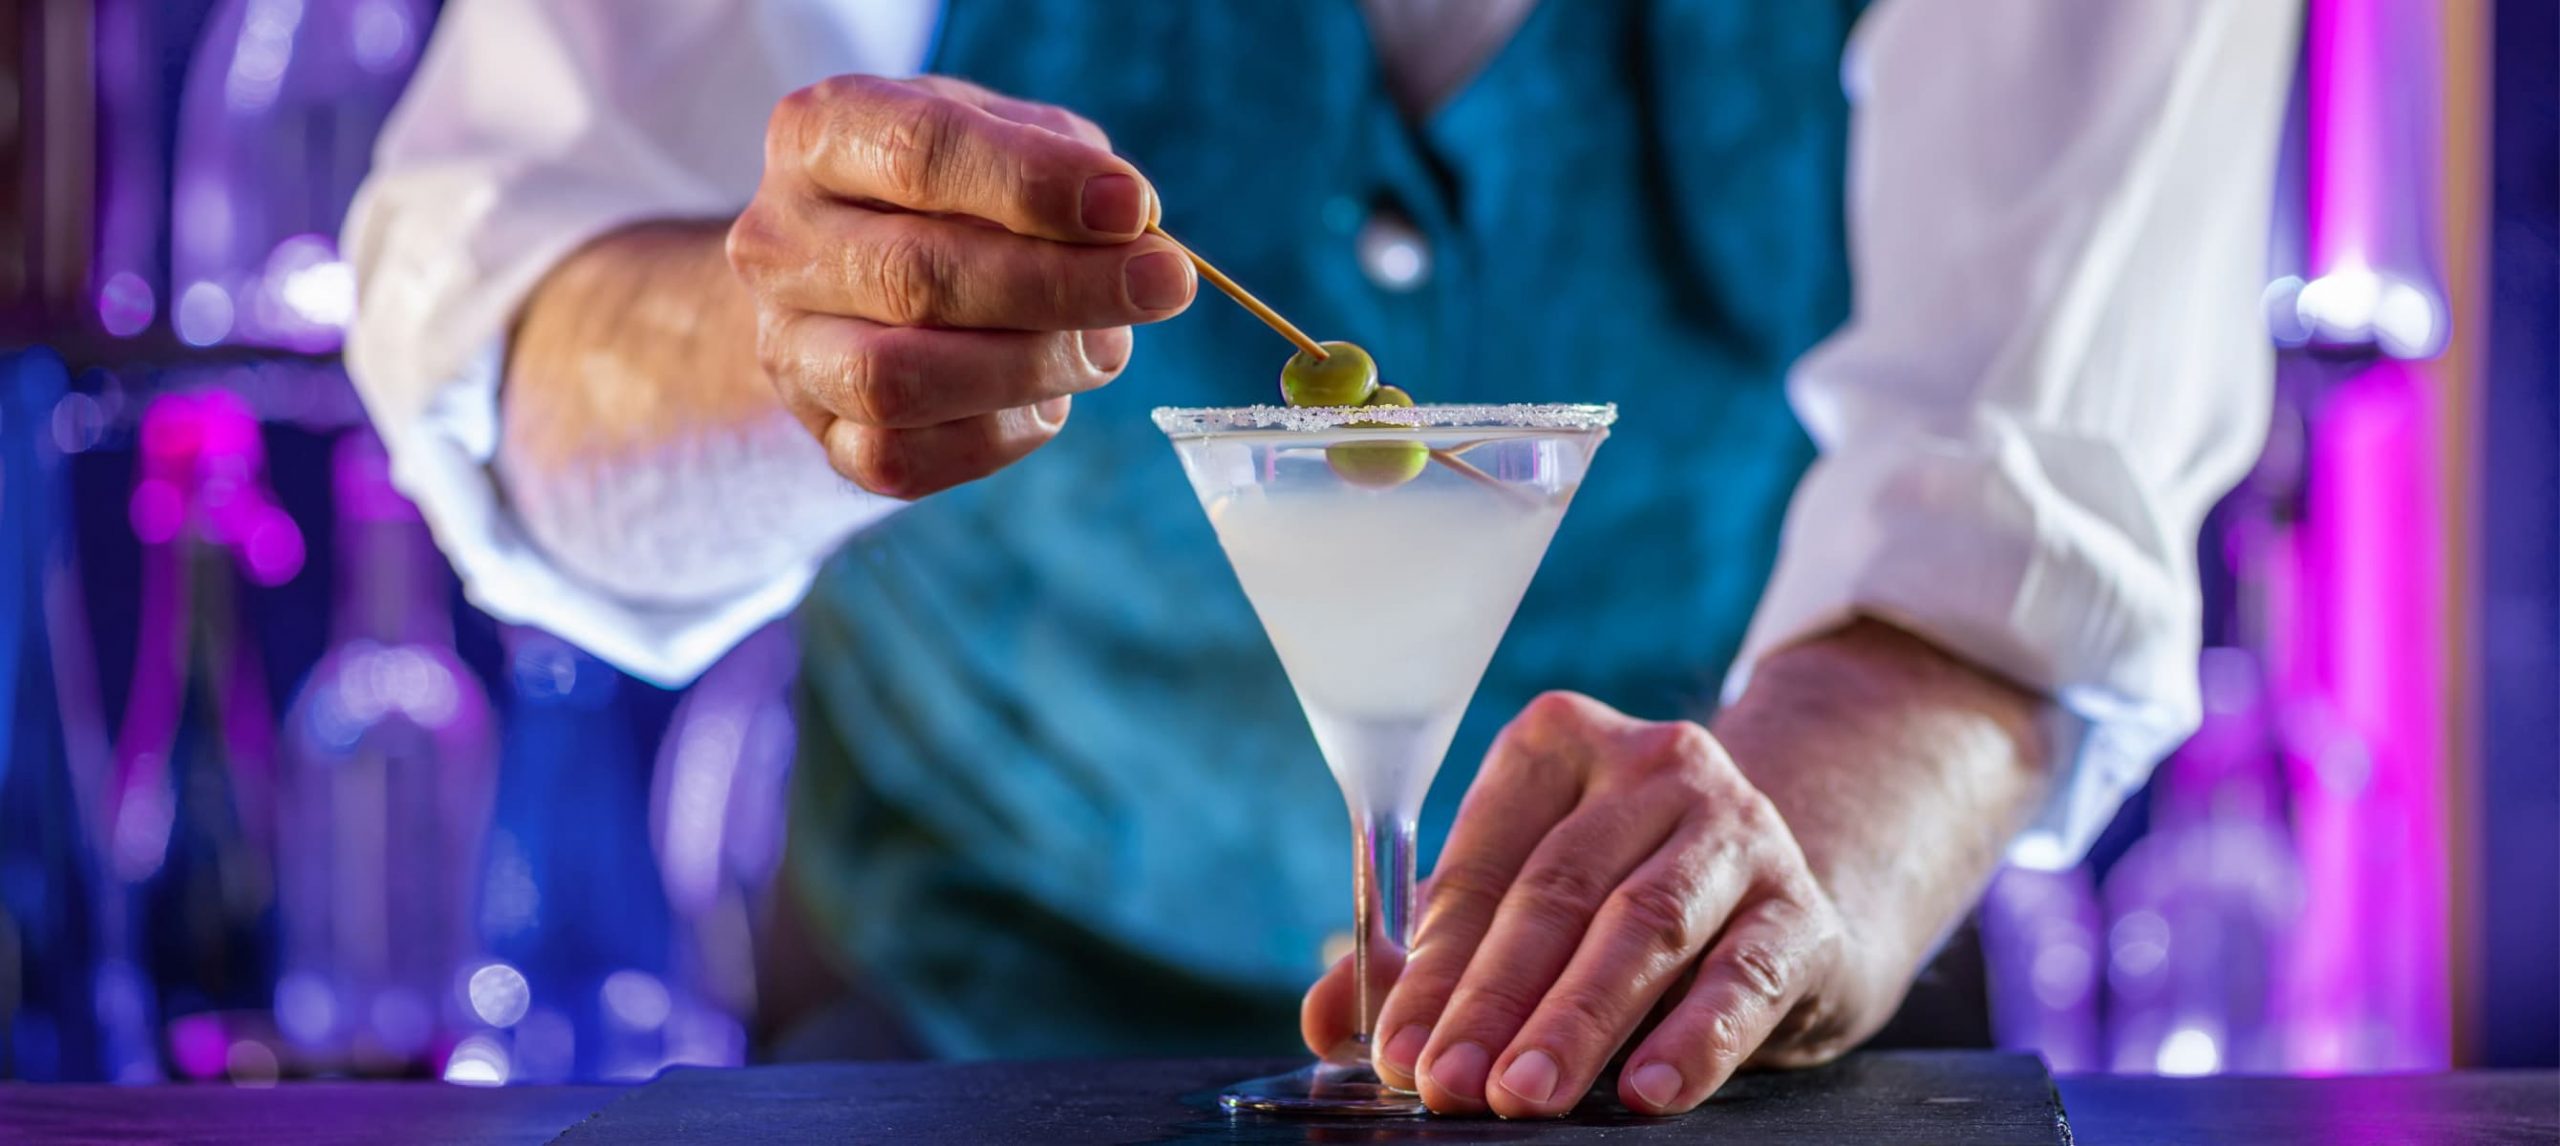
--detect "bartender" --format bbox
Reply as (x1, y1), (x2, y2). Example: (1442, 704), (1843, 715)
(344, 0), (2294, 1119)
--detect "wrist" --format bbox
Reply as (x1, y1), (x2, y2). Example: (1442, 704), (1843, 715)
(495, 220), (863, 606)
(1706, 723), (1917, 1056)
(1709, 617), (2053, 1046)
(504, 219), (769, 473)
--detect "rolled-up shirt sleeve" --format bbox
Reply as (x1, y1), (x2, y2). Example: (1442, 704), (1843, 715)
(1722, 0), (2300, 867)
(341, 0), (935, 684)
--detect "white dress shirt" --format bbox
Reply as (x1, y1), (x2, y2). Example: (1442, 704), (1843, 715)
(343, 0), (2299, 868)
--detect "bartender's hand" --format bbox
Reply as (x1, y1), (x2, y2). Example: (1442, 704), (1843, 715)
(1301, 620), (2053, 1118)
(726, 75), (1195, 498)
(1304, 693), (1873, 1118)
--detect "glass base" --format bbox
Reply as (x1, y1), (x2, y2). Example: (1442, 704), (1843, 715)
(1219, 1058), (1428, 1116)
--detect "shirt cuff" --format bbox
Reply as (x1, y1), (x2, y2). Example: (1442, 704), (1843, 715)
(379, 343), (832, 687)
(1721, 414), (2202, 868)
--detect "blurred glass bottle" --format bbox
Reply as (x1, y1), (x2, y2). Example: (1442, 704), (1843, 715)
(111, 391), (303, 1079)
(472, 631), (673, 1084)
(1979, 863), (2104, 1074)
(650, 625), (799, 1072)
(93, 0), (172, 339)
(2102, 647), (2306, 1076)
(274, 431), (497, 1073)
(0, 352), (123, 1079)
(170, 0), (428, 351)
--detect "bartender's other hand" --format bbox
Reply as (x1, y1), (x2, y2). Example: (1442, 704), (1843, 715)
(727, 75), (1194, 499)
(1300, 692), (1870, 1118)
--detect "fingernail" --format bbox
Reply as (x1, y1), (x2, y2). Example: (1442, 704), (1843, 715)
(1426, 1041), (1490, 1102)
(1381, 1025), (1428, 1074)
(1124, 251), (1191, 312)
(1076, 327), (1131, 374)
(1081, 173), (1146, 235)
(1033, 396), (1071, 429)
(1497, 1049), (1559, 1106)
(1630, 1062), (1683, 1111)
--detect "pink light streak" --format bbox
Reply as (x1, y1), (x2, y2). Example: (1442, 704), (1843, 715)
(2273, 0), (2455, 1072)
(2303, 0), (2382, 275)
(2279, 362), (2449, 1072)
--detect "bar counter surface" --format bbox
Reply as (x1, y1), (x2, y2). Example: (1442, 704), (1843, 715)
(2, 1051), (2553, 1144)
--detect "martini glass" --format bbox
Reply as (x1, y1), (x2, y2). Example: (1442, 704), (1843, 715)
(1155, 402), (1614, 1116)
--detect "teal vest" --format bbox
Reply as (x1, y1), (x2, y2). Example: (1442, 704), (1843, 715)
(787, 0), (1860, 1058)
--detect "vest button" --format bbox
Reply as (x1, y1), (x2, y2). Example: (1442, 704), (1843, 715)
(1357, 207), (1431, 293)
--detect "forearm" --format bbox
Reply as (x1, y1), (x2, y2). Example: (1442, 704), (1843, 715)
(503, 220), (776, 467)
(498, 221), (880, 605)
(1710, 616), (2052, 1046)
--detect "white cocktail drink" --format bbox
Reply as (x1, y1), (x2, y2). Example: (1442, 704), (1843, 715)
(1156, 402), (1611, 1116)
(1207, 488), (1567, 825)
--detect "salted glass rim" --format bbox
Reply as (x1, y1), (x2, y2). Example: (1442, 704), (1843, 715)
(1151, 402), (1617, 438)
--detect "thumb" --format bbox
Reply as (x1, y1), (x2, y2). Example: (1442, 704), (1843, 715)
(1297, 943), (1410, 1060)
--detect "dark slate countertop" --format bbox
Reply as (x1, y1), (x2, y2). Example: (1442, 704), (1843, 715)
(5, 1051), (2554, 1144)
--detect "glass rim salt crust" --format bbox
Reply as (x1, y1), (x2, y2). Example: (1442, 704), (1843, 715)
(1152, 402), (1618, 438)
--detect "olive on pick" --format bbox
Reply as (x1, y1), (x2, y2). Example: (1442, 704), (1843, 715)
(1280, 341), (1379, 408)
(1327, 383), (1429, 488)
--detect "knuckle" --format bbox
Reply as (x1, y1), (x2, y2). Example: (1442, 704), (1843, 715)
(1423, 859), (1510, 916)
(1803, 896), (1847, 947)
(728, 200), (808, 288)
(1041, 250), (1087, 321)
(758, 337), (803, 398)
(1052, 108), (1110, 148)
(781, 76), (883, 173)
(839, 430), (928, 499)
(1508, 691), (1601, 749)
(765, 316), (864, 412)
(1659, 755), (1755, 819)
(843, 332), (925, 426)
(833, 73), (901, 103)
(1520, 690), (1593, 728)
(1537, 986), (1625, 1049)
(1609, 878), (1704, 956)
(997, 143), (1065, 230)
(1633, 720), (1718, 777)
(1729, 788), (1785, 835)
(751, 316), (794, 382)
(819, 425), (863, 487)
(767, 85), (823, 170)
(1724, 938), (1798, 1007)
(1452, 974), (1546, 1022)
(757, 313), (829, 395)
(1774, 893), (1846, 968)
(1749, 889), (1812, 935)
(773, 82), (824, 121)
(1509, 861), (1613, 927)
(1665, 720), (1721, 762)
(1700, 1008), (1753, 1067)
(1375, 965), (1442, 1025)
(723, 211), (766, 277)
(867, 225), (952, 326)
(879, 95), (956, 202)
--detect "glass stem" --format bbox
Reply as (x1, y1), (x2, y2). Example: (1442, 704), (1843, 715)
(1352, 807), (1418, 1049)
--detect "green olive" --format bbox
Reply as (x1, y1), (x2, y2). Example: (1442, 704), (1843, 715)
(1280, 341), (1379, 407)
(1326, 383), (1428, 488)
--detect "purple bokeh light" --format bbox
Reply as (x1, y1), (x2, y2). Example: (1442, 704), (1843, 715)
(97, 272), (157, 337)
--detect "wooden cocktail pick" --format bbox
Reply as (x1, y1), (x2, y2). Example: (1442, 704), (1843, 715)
(1148, 225), (1329, 361)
